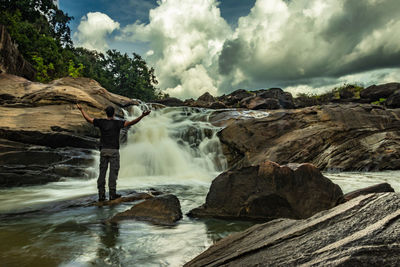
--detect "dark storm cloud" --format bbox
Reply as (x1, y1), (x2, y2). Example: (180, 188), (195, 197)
(217, 0), (400, 90)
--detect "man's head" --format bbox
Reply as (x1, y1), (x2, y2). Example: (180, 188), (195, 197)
(105, 106), (115, 118)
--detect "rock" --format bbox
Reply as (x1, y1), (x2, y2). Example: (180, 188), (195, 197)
(0, 25), (35, 80)
(217, 104), (400, 171)
(257, 88), (295, 109)
(0, 73), (135, 149)
(360, 83), (400, 102)
(240, 96), (280, 110)
(0, 138), (95, 187)
(197, 92), (215, 103)
(188, 161), (343, 220)
(154, 97), (184, 106)
(110, 194), (182, 225)
(385, 90), (400, 108)
(338, 182), (395, 203)
(0, 73), (137, 187)
(185, 193), (400, 266)
(92, 192), (154, 207)
(209, 101), (227, 109)
(217, 89), (254, 107)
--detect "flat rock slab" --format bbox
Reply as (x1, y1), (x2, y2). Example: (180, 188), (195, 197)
(110, 194), (182, 226)
(185, 193), (400, 266)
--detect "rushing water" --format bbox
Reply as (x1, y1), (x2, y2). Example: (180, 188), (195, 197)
(1, 106), (400, 266)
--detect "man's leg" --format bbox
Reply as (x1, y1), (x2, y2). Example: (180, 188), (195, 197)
(109, 150), (121, 200)
(97, 151), (109, 201)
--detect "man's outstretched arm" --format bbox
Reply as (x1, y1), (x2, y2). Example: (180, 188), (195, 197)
(76, 104), (94, 124)
(124, 110), (151, 127)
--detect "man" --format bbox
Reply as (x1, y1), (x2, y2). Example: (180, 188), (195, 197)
(77, 103), (151, 201)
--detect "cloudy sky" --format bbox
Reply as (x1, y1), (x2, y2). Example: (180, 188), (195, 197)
(59, 0), (400, 99)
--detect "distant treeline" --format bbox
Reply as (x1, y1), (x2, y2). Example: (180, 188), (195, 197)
(0, 0), (160, 101)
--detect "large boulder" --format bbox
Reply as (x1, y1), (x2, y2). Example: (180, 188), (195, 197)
(0, 74), (136, 148)
(110, 194), (182, 225)
(0, 25), (35, 80)
(188, 161), (343, 220)
(217, 89), (254, 107)
(0, 73), (137, 186)
(216, 104), (400, 171)
(185, 193), (400, 266)
(257, 88), (295, 109)
(197, 92), (215, 103)
(360, 83), (400, 101)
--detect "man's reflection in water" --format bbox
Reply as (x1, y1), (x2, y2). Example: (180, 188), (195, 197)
(96, 222), (121, 265)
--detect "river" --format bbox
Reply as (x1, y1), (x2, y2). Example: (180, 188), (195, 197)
(0, 106), (399, 266)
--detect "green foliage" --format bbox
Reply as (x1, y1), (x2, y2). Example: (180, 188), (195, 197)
(71, 48), (159, 101)
(31, 54), (54, 82)
(371, 98), (386, 105)
(0, 0), (159, 100)
(68, 60), (84, 78)
(295, 84), (365, 107)
(332, 84), (364, 99)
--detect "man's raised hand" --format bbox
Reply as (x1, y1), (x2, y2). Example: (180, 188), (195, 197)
(143, 110), (151, 116)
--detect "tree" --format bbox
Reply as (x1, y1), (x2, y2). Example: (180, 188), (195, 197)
(104, 50), (158, 101)
(0, 0), (160, 101)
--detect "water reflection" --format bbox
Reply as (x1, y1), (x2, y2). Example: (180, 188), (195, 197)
(95, 222), (121, 266)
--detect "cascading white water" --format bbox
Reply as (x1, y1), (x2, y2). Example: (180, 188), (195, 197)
(117, 105), (227, 187)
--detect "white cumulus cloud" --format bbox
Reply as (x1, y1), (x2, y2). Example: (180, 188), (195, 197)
(118, 0), (231, 99)
(74, 12), (120, 52)
(115, 0), (400, 99)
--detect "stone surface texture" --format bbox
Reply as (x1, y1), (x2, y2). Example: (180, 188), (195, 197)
(185, 193), (400, 266)
(110, 194), (183, 225)
(214, 104), (400, 171)
(189, 161), (343, 221)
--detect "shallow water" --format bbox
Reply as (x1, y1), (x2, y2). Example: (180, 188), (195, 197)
(1, 106), (399, 266)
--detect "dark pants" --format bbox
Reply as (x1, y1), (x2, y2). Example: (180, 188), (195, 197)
(98, 149), (120, 198)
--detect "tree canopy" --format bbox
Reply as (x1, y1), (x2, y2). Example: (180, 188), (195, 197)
(0, 0), (160, 101)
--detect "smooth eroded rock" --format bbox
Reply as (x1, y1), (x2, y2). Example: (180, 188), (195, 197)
(217, 104), (400, 171)
(185, 192), (400, 266)
(110, 194), (182, 225)
(188, 161), (343, 220)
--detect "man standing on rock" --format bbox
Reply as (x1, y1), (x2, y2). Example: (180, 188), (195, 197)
(77, 104), (150, 201)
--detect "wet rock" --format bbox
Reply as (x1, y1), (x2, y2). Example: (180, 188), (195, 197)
(92, 192), (154, 207)
(218, 104), (400, 171)
(188, 161), (343, 221)
(0, 138), (95, 187)
(338, 182), (395, 203)
(0, 73), (137, 187)
(154, 97), (184, 107)
(185, 193), (400, 267)
(110, 194), (182, 225)
(360, 83), (400, 102)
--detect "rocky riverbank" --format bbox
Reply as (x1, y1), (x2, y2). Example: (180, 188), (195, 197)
(0, 73), (137, 187)
(212, 104), (400, 171)
(185, 192), (400, 266)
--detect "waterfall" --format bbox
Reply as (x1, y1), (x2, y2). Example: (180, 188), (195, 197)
(118, 105), (227, 187)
